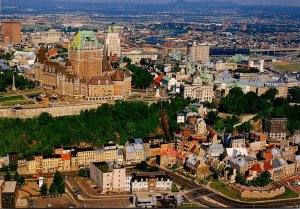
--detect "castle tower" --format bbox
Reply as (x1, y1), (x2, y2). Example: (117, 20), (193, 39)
(104, 25), (121, 57)
(68, 31), (104, 78)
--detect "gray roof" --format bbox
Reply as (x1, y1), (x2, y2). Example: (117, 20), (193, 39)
(126, 145), (135, 153)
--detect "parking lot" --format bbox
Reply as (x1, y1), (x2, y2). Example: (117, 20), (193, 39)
(74, 177), (129, 197)
(28, 195), (75, 208)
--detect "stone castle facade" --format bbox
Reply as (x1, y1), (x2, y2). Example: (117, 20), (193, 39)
(34, 30), (131, 101)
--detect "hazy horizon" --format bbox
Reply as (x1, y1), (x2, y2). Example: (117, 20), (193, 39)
(5, 0), (300, 7)
(53, 0), (300, 7)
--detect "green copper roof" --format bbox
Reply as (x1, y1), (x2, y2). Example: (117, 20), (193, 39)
(69, 31), (102, 50)
(108, 25), (117, 33)
(227, 82), (245, 89)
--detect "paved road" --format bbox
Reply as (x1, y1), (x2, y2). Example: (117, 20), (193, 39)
(165, 170), (300, 208)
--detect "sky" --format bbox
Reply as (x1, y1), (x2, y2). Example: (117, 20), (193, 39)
(59, 0), (300, 7)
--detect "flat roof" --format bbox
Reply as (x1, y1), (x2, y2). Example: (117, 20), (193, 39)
(2, 181), (17, 193)
(16, 199), (28, 207)
(92, 162), (124, 173)
(135, 192), (156, 200)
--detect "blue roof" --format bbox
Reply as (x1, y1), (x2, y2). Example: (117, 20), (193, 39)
(126, 145), (135, 153)
(0, 61), (10, 70)
(134, 138), (143, 144)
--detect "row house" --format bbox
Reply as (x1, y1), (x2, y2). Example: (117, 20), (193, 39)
(26, 154), (70, 174)
(130, 172), (172, 192)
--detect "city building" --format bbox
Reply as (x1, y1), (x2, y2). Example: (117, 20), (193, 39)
(104, 25), (121, 57)
(131, 172), (172, 192)
(31, 29), (62, 46)
(183, 69), (214, 102)
(121, 50), (158, 64)
(89, 162), (126, 192)
(132, 192), (157, 208)
(264, 117), (287, 140)
(2, 21), (22, 47)
(34, 30), (131, 101)
(1, 181), (17, 208)
(189, 42), (210, 63)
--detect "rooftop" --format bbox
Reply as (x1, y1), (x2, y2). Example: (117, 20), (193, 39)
(2, 181), (17, 193)
(92, 162), (124, 173)
(134, 192), (156, 200)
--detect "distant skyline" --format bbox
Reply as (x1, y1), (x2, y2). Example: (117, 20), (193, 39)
(54, 0), (300, 7)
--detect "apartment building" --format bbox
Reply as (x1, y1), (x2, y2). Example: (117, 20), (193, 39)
(130, 172), (172, 192)
(1, 181), (18, 208)
(90, 162), (126, 192)
(264, 117), (287, 140)
(183, 70), (214, 103)
(189, 42), (210, 63)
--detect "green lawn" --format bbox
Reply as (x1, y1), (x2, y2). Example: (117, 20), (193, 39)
(266, 62), (300, 72)
(172, 183), (179, 192)
(277, 187), (298, 199)
(179, 203), (200, 208)
(0, 95), (24, 102)
(210, 181), (239, 199)
(2, 100), (34, 106)
(199, 179), (209, 185)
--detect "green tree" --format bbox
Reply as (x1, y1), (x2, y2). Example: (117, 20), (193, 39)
(261, 88), (278, 102)
(19, 176), (25, 185)
(53, 171), (63, 187)
(37, 112), (52, 126)
(127, 65), (154, 89)
(206, 111), (219, 126)
(57, 182), (65, 194)
(140, 58), (147, 66)
(136, 161), (148, 171)
(9, 161), (18, 171)
(235, 173), (246, 185)
(40, 183), (48, 196)
(49, 183), (57, 194)
(5, 171), (11, 181)
(13, 171), (20, 182)
(78, 168), (87, 177)
(288, 87), (300, 103)
(123, 57), (132, 65)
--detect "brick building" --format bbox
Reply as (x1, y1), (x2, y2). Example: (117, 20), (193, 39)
(34, 30), (131, 101)
(2, 21), (22, 47)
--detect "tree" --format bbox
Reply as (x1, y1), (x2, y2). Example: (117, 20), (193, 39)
(206, 111), (219, 126)
(14, 171), (20, 182)
(19, 176), (25, 185)
(136, 161), (148, 171)
(40, 183), (48, 196)
(127, 65), (154, 89)
(235, 173), (246, 185)
(53, 171), (65, 194)
(78, 168), (87, 177)
(123, 57), (132, 65)
(288, 87), (300, 103)
(49, 183), (57, 194)
(9, 161), (18, 171)
(57, 182), (65, 194)
(261, 88), (278, 102)
(37, 112), (52, 126)
(53, 171), (63, 187)
(5, 171), (11, 181)
(140, 58), (147, 66)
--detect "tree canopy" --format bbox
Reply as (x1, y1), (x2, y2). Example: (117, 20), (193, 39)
(0, 71), (35, 92)
(127, 65), (154, 89)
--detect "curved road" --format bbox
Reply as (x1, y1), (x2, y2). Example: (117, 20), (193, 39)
(165, 170), (300, 208)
